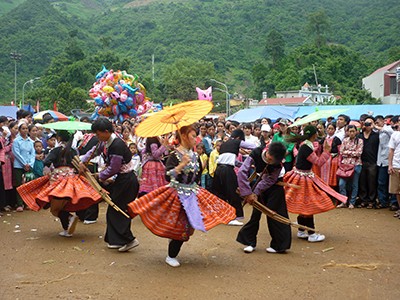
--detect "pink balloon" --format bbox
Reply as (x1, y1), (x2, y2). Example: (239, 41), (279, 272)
(196, 86), (212, 101)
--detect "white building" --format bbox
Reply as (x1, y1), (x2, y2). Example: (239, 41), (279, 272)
(273, 82), (334, 105)
(362, 60), (400, 104)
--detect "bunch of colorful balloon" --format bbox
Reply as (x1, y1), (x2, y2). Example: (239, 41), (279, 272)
(89, 66), (154, 121)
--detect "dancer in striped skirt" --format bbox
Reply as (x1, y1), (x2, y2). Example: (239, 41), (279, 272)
(128, 125), (235, 267)
(284, 125), (347, 242)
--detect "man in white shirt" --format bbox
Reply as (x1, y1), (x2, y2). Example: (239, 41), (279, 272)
(243, 123), (260, 147)
(375, 115), (394, 208)
(334, 114), (350, 141)
(388, 116), (400, 218)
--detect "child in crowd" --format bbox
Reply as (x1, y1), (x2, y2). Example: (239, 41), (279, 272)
(209, 139), (222, 179)
(129, 142), (142, 178)
(44, 133), (57, 156)
(33, 140), (44, 178)
(196, 143), (208, 188)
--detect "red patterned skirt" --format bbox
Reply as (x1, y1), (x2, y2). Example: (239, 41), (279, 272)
(284, 168), (347, 215)
(17, 167), (102, 212)
(128, 185), (236, 241)
(319, 155), (339, 187)
(139, 161), (168, 194)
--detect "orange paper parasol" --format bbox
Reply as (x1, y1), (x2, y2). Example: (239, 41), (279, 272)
(135, 100), (213, 137)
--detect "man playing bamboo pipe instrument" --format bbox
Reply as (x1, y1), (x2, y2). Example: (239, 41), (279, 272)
(236, 142), (291, 254)
(79, 118), (139, 252)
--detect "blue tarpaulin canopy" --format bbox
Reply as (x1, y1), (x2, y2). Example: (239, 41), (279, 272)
(227, 106), (299, 122)
(0, 105), (18, 118)
(228, 104), (400, 122)
(295, 105), (400, 120)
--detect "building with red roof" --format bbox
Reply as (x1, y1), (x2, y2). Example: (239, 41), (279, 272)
(362, 60), (400, 104)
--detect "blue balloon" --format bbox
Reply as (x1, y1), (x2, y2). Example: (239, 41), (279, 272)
(122, 84), (138, 96)
(94, 97), (103, 106)
(96, 65), (109, 80)
(128, 109), (137, 118)
(125, 97), (134, 108)
(118, 102), (128, 113)
(90, 110), (99, 120)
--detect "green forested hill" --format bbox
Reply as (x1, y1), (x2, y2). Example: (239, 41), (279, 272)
(0, 0), (399, 110)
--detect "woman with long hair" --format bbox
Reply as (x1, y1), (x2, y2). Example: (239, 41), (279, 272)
(284, 125), (347, 242)
(12, 122), (35, 212)
(2, 123), (17, 211)
(28, 124), (41, 142)
(17, 130), (101, 237)
(128, 125), (235, 267)
(319, 123), (342, 187)
(336, 124), (363, 209)
(138, 135), (169, 195)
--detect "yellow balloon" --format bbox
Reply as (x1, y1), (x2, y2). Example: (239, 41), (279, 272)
(103, 86), (114, 93)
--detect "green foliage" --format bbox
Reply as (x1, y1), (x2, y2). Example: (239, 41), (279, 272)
(336, 88), (380, 105)
(161, 58), (216, 100)
(307, 10), (330, 48)
(0, 0), (399, 109)
(251, 43), (374, 103)
(59, 87), (91, 113)
(264, 30), (285, 68)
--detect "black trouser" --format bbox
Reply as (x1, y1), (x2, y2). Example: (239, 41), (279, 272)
(13, 168), (26, 207)
(76, 163), (100, 221)
(283, 161), (294, 173)
(5, 189), (16, 208)
(0, 171), (6, 210)
(59, 210), (72, 230)
(76, 203), (99, 221)
(168, 240), (184, 258)
(358, 162), (378, 204)
(297, 215), (315, 235)
(237, 185), (291, 252)
(104, 172), (138, 245)
(211, 164), (243, 218)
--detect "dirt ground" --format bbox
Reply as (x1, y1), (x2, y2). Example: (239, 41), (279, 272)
(1, 203), (399, 300)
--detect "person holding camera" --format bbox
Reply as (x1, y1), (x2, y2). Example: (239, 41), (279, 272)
(358, 117), (380, 208)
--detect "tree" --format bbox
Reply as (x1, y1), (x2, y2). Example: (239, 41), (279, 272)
(58, 87), (91, 114)
(161, 58), (216, 100)
(307, 10), (330, 48)
(264, 29), (285, 68)
(337, 88), (380, 105)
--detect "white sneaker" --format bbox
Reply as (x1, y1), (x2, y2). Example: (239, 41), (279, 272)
(266, 247), (277, 253)
(67, 215), (78, 235)
(243, 246), (255, 253)
(165, 256), (180, 267)
(59, 230), (72, 238)
(118, 239), (140, 252)
(336, 203), (346, 208)
(308, 233), (325, 242)
(297, 231), (309, 239)
(83, 220), (97, 225)
(228, 220), (243, 226)
(107, 244), (123, 249)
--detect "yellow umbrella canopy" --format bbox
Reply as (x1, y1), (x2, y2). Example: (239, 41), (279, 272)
(135, 100), (213, 137)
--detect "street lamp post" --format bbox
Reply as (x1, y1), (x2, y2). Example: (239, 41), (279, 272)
(213, 87), (230, 113)
(10, 51), (22, 105)
(210, 79), (230, 117)
(22, 77), (41, 108)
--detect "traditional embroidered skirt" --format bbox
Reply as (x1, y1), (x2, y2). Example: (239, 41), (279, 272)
(139, 161), (168, 194)
(17, 167), (102, 212)
(319, 155), (339, 187)
(128, 185), (236, 241)
(284, 168), (347, 215)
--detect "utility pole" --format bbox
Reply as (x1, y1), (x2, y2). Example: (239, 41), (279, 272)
(10, 51), (22, 106)
(312, 64), (319, 86)
(152, 53), (155, 85)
